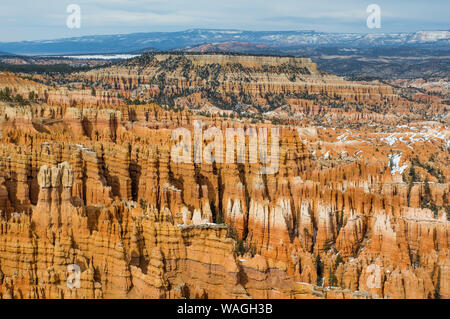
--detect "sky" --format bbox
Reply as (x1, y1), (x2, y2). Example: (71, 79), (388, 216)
(0, 0), (449, 42)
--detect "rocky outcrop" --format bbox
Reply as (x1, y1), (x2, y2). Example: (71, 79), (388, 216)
(0, 55), (448, 299)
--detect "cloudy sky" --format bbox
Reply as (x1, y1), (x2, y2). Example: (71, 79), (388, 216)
(0, 0), (448, 42)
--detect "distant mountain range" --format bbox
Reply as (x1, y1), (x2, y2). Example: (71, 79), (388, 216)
(0, 29), (449, 55)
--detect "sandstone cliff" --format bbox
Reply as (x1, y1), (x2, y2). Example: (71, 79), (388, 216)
(0, 55), (448, 299)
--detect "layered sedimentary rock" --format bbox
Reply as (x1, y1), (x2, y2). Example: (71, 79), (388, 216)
(57, 53), (447, 125)
(0, 54), (448, 299)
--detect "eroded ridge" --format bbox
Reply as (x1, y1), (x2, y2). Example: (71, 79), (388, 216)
(0, 54), (448, 299)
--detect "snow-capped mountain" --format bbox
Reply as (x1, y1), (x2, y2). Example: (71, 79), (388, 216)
(0, 29), (448, 55)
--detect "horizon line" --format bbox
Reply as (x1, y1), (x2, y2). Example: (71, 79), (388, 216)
(1, 28), (449, 44)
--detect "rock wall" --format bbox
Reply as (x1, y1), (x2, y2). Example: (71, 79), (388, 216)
(0, 56), (448, 299)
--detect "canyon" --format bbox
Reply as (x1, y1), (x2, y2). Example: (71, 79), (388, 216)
(0, 53), (448, 299)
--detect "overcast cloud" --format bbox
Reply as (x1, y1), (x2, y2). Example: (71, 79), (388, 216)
(0, 0), (448, 42)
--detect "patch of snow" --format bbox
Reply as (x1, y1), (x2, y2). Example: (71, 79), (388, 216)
(388, 153), (408, 175)
(62, 54), (139, 60)
(381, 134), (397, 146)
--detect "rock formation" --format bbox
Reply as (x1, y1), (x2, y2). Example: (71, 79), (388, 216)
(0, 54), (448, 299)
